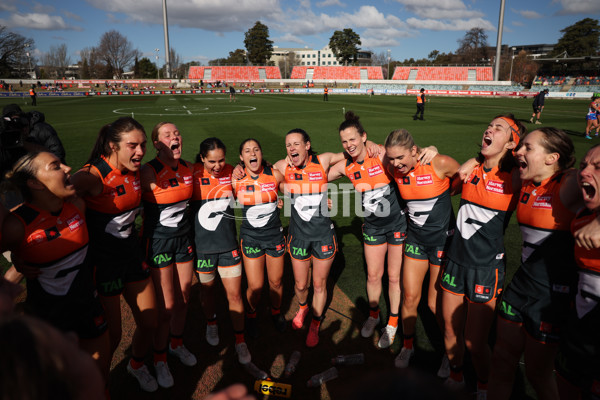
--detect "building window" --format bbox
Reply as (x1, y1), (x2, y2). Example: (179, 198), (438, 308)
(312, 54), (316, 58)
(302, 54), (305, 58)
(328, 61), (331, 65)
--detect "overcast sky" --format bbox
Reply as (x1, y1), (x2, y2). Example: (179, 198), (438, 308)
(1, 0), (599, 66)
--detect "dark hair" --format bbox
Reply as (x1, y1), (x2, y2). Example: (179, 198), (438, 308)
(0, 315), (74, 400)
(86, 117), (145, 165)
(286, 128), (316, 155)
(338, 111), (366, 136)
(529, 126), (575, 171)
(196, 137), (226, 163)
(238, 138), (270, 168)
(4, 151), (42, 202)
(477, 113), (527, 172)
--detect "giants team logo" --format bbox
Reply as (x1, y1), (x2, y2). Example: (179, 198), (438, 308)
(416, 174), (433, 186)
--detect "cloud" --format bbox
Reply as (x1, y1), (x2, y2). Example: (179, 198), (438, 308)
(393, 0), (484, 19)
(84, 0), (284, 32)
(51, 35), (66, 41)
(276, 33), (305, 44)
(360, 28), (410, 48)
(512, 21), (524, 26)
(513, 9), (543, 19)
(3, 13), (83, 31)
(316, 0), (344, 7)
(554, 0), (600, 14)
(405, 17), (495, 31)
(32, 2), (55, 14)
(63, 10), (83, 21)
(0, 1), (17, 12)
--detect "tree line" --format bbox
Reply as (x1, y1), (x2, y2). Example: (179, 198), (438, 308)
(0, 18), (597, 80)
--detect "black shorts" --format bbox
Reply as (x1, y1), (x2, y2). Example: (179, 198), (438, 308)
(404, 238), (448, 267)
(144, 235), (194, 269)
(441, 259), (504, 303)
(532, 104), (543, 114)
(196, 248), (242, 283)
(362, 223), (406, 246)
(287, 232), (337, 261)
(91, 238), (150, 297)
(240, 234), (286, 259)
(498, 275), (571, 344)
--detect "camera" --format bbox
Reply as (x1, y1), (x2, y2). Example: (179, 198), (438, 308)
(0, 115), (26, 149)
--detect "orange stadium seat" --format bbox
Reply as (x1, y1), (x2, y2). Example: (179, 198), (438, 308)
(188, 66), (281, 81)
(289, 66), (383, 80)
(392, 66), (493, 81)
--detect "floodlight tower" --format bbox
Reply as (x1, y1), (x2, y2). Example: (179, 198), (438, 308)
(154, 48), (160, 79)
(493, 0), (506, 81)
(162, 0), (171, 79)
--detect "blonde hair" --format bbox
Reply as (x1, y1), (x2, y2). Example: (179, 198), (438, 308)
(4, 151), (42, 202)
(384, 129), (420, 153)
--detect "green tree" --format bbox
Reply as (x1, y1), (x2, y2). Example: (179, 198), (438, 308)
(329, 29), (361, 66)
(552, 18), (600, 57)
(0, 25), (34, 77)
(244, 21), (273, 65)
(228, 49), (247, 65)
(456, 27), (489, 64)
(136, 57), (157, 78)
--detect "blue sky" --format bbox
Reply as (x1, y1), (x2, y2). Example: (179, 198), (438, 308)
(1, 0), (599, 67)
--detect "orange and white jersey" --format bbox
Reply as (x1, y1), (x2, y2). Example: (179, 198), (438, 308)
(345, 155), (405, 230)
(84, 156), (141, 240)
(13, 202), (88, 296)
(394, 160), (454, 246)
(517, 172), (576, 287)
(141, 157), (193, 238)
(284, 154), (333, 238)
(191, 163), (237, 253)
(449, 165), (518, 267)
(233, 165), (281, 238)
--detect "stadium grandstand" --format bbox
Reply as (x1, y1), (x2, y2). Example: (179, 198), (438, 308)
(391, 66), (493, 81)
(290, 66), (384, 80)
(188, 66), (281, 82)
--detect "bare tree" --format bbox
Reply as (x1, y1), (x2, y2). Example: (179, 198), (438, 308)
(168, 47), (183, 78)
(80, 46), (110, 78)
(0, 25), (35, 77)
(456, 27), (489, 64)
(97, 30), (140, 78)
(43, 43), (71, 78)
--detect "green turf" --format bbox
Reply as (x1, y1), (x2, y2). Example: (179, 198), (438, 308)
(1, 93), (592, 398)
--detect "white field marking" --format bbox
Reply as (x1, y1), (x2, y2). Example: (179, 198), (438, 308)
(111, 105), (256, 116)
(183, 105), (192, 114)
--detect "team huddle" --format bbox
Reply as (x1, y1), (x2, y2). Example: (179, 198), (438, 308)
(1, 110), (600, 400)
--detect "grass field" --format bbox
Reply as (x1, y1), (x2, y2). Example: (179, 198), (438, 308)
(1, 93), (595, 399)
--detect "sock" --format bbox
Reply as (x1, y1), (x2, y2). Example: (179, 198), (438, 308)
(403, 335), (414, 350)
(449, 364), (464, 382)
(170, 334), (183, 349)
(105, 387), (111, 400)
(246, 310), (257, 319)
(129, 356), (145, 370)
(207, 315), (217, 326)
(271, 307), (281, 316)
(310, 315), (322, 330)
(153, 349), (167, 364)
(477, 380), (488, 391)
(369, 306), (380, 320)
(234, 331), (245, 344)
(388, 313), (399, 328)
(298, 301), (308, 310)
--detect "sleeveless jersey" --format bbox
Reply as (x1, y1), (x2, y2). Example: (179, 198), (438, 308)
(233, 165), (282, 241)
(141, 158), (193, 238)
(13, 202), (89, 297)
(191, 163), (237, 253)
(571, 209), (600, 275)
(345, 155), (406, 230)
(284, 154), (333, 238)
(448, 165), (518, 268)
(394, 160), (454, 245)
(84, 156), (142, 241)
(516, 172), (576, 288)
(588, 101), (599, 117)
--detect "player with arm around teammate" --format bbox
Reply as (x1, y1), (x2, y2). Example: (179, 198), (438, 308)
(71, 117), (159, 392)
(233, 138), (287, 338)
(384, 128), (460, 371)
(440, 114), (524, 395)
(191, 138), (251, 364)
(140, 122), (196, 388)
(488, 127), (581, 400)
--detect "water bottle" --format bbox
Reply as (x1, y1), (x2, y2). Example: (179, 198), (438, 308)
(306, 367), (339, 388)
(284, 350), (301, 378)
(244, 362), (268, 380)
(331, 353), (365, 366)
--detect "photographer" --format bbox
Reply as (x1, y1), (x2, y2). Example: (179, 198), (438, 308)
(2, 104), (66, 165)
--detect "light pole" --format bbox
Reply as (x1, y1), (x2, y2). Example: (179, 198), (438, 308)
(24, 43), (33, 78)
(508, 46), (516, 83)
(154, 48), (160, 79)
(387, 49), (391, 80)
